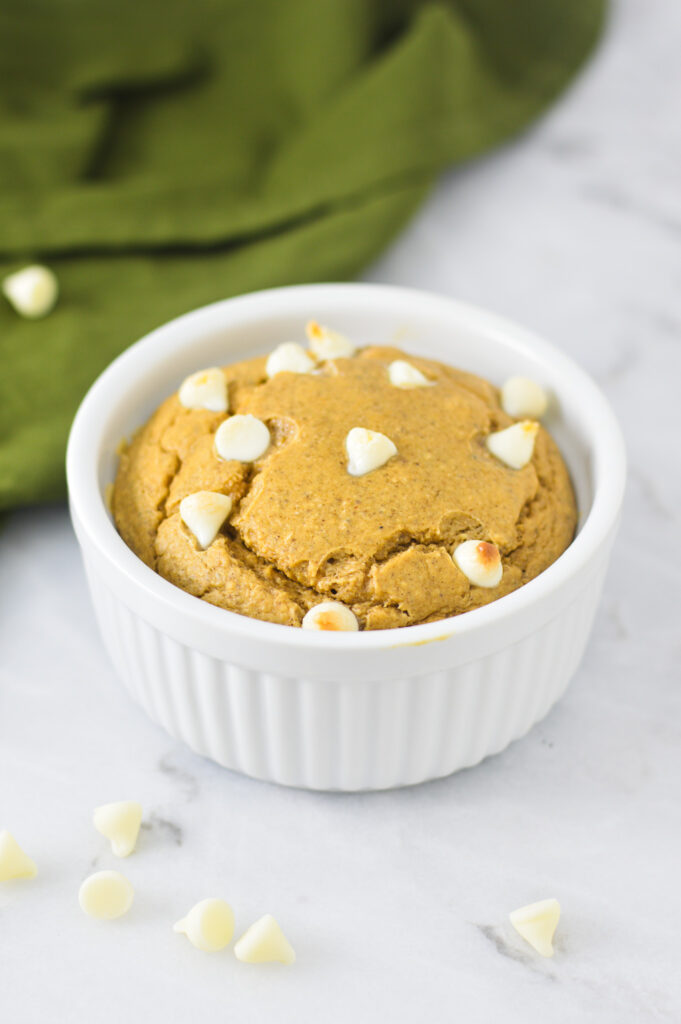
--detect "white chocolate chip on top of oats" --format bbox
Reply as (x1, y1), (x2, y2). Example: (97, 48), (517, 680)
(501, 377), (548, 420)
(302, 601), (359, 631)
(266, 342), (316, 377)
(306, 320), (356, 360)
(178, 368), (229, 413)
(180, 491), (233, 549)
(345, 427), (397, 477)
(453, 540), (503, 588)
(486, 420), (539, 470)
(388, 359), (432, 389)
(214, 414), (270, 462)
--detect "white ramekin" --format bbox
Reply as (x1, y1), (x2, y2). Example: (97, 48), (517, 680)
(66, 284), (625, 791)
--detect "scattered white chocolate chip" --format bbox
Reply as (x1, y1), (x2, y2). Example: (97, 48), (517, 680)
(78, 870), (134, 920)
(501, 376), (548, 419)
(174, 898), (235, 952)
(180, 491), (233, 549)
(345, 427), (397, 477)
(2, 264), (58, 318)
(266, 342), (315, 377)
(93, 800), (143, 858)
(178, 367), (228, 413)
(387, 359), (432, 389)
(509, 898), (561, 958)
(0, 830), (37, 881)
(214, 414), (270, 462)
(453, 540), (503, 588)
(305, 320), (356, 360)
(302, 601), (359, 632)
(486, 420), (539, 470)
(234, 914), (296, 965)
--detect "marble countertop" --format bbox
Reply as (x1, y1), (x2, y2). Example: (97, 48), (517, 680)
(2, 2), (680, 1020)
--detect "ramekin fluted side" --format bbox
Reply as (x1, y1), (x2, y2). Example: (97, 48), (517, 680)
(84, 556), (607, 791)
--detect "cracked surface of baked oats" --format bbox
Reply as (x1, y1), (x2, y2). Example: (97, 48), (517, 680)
(112, 346), (576, 629)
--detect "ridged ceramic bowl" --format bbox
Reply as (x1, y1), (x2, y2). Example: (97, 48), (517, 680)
(66, 284), (625, 790)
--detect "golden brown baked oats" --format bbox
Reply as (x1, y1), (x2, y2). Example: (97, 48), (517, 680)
(113, 339), (576, 630)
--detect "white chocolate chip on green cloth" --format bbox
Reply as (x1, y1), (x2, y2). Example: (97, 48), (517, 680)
(302, 601), (359, 631)
(509, 898), (561, 957)
(93, 800), (143, 858)
(266, 341), (316, 377)
(453, 540), (502, 588)
(2, 264), (58, 318)
(174, 898), (235, 952)
(180, 491), (233, 549)
(486, 420), (539, 469)
(234, 914), (296, 965)
(214, 414), (270, 462)
(345, 427), (397, 476)
(387, 359), (432, 389)
(178, 367), (229, 413)
(0, 830), (37, 881)
(305, 320), (356, 360)
(501, 376), (548, 419)
(78, 870), (134, 920)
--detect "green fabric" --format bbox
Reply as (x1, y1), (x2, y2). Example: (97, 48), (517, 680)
(0, 0), (606, 509)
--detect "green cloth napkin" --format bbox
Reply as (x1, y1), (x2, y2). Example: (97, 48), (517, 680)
(0, 0), (605, 510)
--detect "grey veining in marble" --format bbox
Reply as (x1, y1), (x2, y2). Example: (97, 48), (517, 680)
(1, 2), (680, 1020)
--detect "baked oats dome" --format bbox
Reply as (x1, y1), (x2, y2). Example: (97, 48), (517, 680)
(113, 334), (576, 630)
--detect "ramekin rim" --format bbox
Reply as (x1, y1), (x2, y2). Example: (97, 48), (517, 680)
(66, 282), (627, 651)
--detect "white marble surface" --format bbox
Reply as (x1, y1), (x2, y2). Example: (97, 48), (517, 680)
(2, 2), (680, 1020)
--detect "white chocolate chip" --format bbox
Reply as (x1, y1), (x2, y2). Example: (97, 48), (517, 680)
(387, 359), (432, 389)
(453, 540), (503, 588)
(509, 898), (560, 958)
(178, 368), (228, 413)
(179, 491), (233, 549)
(78, 870), (134, 920)
(501, 376), (548, 419)
(302, 601), (359, 632)
(0, 830), (37, 881)
(234, 914), (296, 965)
(486, 420), (539, 470)
(266, 342), (315, 377)
(305, 320), (356, 360)
(214, 414), (270, 462)
(93, 801), (142, 858)
(2, 265), (58, 318)
(174, 898), (235, 952)
(345, 427), (397, 477)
